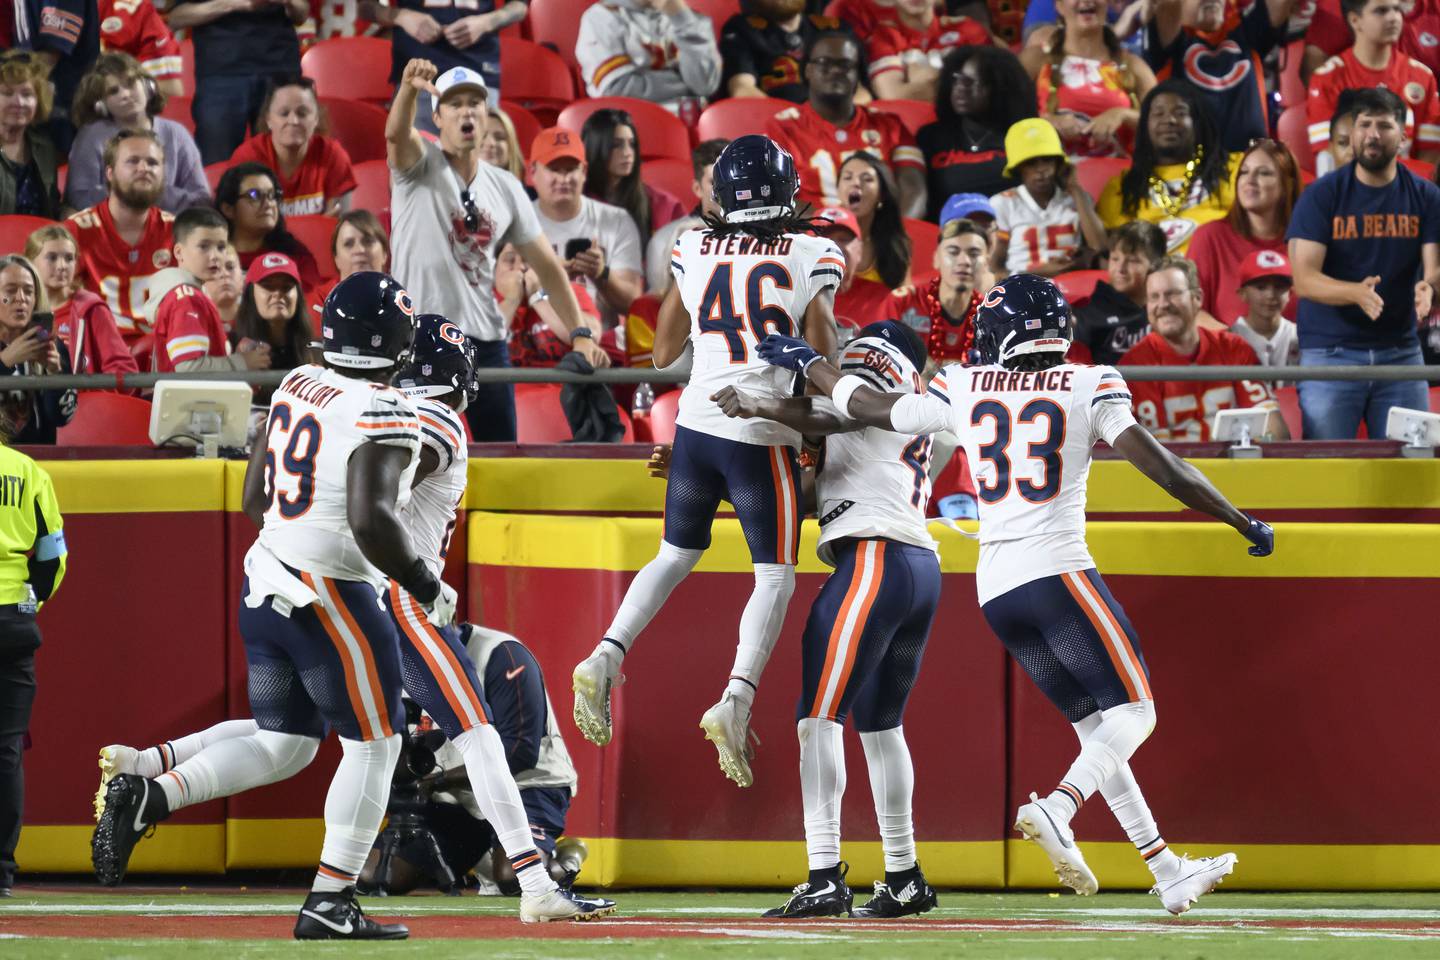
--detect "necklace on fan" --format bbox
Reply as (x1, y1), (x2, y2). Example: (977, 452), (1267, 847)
(1148, 145), (1204, 218)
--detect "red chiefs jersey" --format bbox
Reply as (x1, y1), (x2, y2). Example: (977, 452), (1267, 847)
(1120, 327), (1272, 442)
(824, 0), (889, 35)
(1307, 0), (1440, 77)
(765, 102), (923, 208)
(298, 0), (373, 50)
(151, 282), (230, 373)
(1307, 47), (1440, 155)
(65, 203), (175, 343)
(228, 133), (358, 217)
(1036, 55), (1136, 158)
(866, 15), (991, 83)
(97, 0), (182, 82)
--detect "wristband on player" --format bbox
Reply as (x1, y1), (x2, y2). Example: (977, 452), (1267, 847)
(830, 374), (869, 419)
(398, 557), (441, 605)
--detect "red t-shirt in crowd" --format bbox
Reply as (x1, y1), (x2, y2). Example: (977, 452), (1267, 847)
(1306, 47), (1440, 155)
(54, 289), (141, 377)
(1186, 220), (1297, 327)
(65, 202), (175, 343)
(98, 0), (183, 82)
(228, 133), (358, 217)
(867, 15), (991, 84)
(1120, 326), (1271, 441)
(765, 102), (924, 208)
(151, 282), (231, 372)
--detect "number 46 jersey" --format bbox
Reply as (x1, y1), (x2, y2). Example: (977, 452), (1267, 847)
(895, 362), (1138, 605)
(672, 228), (846, 447)
(258, 364), (422, 587)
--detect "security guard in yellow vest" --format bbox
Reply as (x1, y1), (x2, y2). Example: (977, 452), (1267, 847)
(0, 443), (65, 897)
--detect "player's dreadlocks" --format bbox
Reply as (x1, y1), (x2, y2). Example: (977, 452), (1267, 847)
(699, 205), (829, 242)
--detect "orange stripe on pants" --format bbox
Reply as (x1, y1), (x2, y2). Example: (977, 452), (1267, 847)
(302, 573), (378, 741)
(389, 582), (489, 730)
(810, 541), (886, 720)
(328, 577), (395, 738)
(1061, 572), (1151, 702)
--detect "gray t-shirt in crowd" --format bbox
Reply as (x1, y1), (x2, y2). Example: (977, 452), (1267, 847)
(391, 141), (541, 341)
(533, 196), (643, 326)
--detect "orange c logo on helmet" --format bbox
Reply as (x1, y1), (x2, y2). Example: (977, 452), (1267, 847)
(439, 321), (465, 345)
(982, 284), (1006, 309)
(395, 290), (415, 317)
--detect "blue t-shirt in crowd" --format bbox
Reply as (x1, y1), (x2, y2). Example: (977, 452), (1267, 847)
(390, 0), (503, 92)
(1287, 163), (1440, 350)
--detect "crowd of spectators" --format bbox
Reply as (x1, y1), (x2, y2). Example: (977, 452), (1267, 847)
(1, 0), (1438, 446)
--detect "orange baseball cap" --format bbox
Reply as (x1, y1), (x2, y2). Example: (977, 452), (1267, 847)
(531, 127), (585, 168)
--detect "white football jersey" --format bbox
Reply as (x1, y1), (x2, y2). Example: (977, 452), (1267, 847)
(890, 362), (1137, 604)
(990, 187), (1082, 275)
(402, 397), (469, 579)
(816, 335), (938, 565)
(672, 227), (846, 446)
(258, 364), (421, 587)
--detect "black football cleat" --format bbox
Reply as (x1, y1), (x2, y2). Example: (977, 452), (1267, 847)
(91, 774), (169, 886)
(294, 888), (409, 940)
(763, 864), (853, 918)
(852, 872), (939, 918)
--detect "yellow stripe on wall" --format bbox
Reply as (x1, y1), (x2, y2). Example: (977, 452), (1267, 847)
(47, 460), (226, 514)
(16, 824), (225, 873)
(226, 818), (324, 869)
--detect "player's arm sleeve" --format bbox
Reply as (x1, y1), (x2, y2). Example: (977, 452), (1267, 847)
(1089, 367), (1138, 446)
(416, 406), (462, 475)
(669, 7), (722, 97)
(888, 369), (960, 435)
(808, 239), (847, 297)
(355, 394), (421, 451)
(34, 0), (84, 54)
(27, 465), (67, 604)
(483, 641), (547, 774)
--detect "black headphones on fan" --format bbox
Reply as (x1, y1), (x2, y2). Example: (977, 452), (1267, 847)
(94, 71), (162, 120)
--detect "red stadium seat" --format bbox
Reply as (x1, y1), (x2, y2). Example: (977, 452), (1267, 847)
(872, 99), (938, 136)
(1274, 385), (1302, 439)
(349, 159), (390, 213)
(1054, 269), (1109, 307)
(56, 392), (153, 447)
(1278, 105), (1315, 173)
(204, 162), (227, 193)
(557, 98), (693, 163)
(1430, 385), (1440, 411)
(906, 217), (940, 284)
(500, 38), (576, 126)
(647, 389), (679, 444)
(617, 407), (635, 442)
(178, 37), (195, 96)
(515, 383), (573, 442)
(288, 215), (341, 281)
(528, 0), (601, 71)
(0, 215), (54, 255)
(159, 94), (195, 134)
(697, 97), (788, 142)
(1278, 38), (1306, 108)
(1072, 156), (1129, 203)
(498, 101), (542, 164)
(303, 37), (394, 105)
(319, 97), (389, 164)
(688, 0), (741, 40)
(641, 157), (698, 210)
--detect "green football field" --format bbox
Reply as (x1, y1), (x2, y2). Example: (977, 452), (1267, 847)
(3, 887), (1439, 958)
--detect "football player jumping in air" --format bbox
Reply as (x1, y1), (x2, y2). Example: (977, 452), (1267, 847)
(757, 274), (1274, 915)
(572, 134), (843, 788)
(712, 321), (943, 919)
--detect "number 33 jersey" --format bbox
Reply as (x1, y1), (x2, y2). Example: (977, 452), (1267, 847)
(258, 364), (422, 586)
(672, 228), (846, 447)
(893, 363), (1138, 604)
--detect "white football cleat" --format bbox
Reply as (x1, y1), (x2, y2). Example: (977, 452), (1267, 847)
(94, 745), (140, 821)
(520, 887), (617, 923)
(699, 693), (759, 788)
(572, 652), (622, 746)
(1014, 792), (1099, 896)
(1152, 853), (1237, 915)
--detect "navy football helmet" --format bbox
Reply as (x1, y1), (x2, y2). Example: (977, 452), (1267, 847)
(843, 321), (927, 395)
(973, 274), (1073, 367)
(395, 314), (480, 407)
(321, 271), (417, 370)
(712, 135), (798, 223)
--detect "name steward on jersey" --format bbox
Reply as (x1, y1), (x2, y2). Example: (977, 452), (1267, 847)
(281, 370), (345, 408)
(969, 368), (1076, 392)
(697, 235), (795, 257)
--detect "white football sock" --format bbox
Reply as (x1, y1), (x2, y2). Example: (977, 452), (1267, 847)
(860, 726), (917, 873)
(156, 729), (318, 811)
(799, 717), (845, 871)
(599, 540), (703, 655)
(313, 734), (401, 893)
(451, 725), (556, 896)
(1047, 699), (1156, 821)
(726, 563), (795, 704)
(1071, 712), (1180, 879)
(147, 719), (260, 776)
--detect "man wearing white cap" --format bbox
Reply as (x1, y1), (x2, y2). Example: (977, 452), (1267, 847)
(386, 58), (610, 442)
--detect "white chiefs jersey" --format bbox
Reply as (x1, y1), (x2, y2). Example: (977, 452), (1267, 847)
(991, 187), (1082, 275)
(816, 334), (938, 566)
(258, 364), (421, 587)
(891, 362), (1137, 605)
(672, 227), (846, 446)
(402, 397), (469, 579)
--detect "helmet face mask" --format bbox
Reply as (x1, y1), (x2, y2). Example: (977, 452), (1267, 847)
(321, 271), (418, 374)
(712, 135), (799, 224)
(974, 274), (1074, 368)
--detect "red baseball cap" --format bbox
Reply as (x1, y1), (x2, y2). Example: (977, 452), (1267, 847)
(246, 252), (302, 286)
(1238, 249), (1292, 287)
(814, 206), (861, 238)
(530, 127), (585, 168)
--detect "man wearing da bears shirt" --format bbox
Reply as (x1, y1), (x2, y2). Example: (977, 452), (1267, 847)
(765, 30), (926, 215)
(1120, 256), (1283, 443)
(1288, 87), (1440, 440)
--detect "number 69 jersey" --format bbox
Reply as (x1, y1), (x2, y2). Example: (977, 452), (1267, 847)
(672, 228), (846, 447)
(893, 363), (1138, 605)
(258, 364), (422, 587)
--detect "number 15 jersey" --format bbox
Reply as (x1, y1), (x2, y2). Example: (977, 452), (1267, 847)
(672, 227), (846, 447)
(259, 364), (422, 587)
(891, 362), (1138, 604)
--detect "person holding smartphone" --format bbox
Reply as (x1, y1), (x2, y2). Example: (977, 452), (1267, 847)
(0, 256), (76, 445)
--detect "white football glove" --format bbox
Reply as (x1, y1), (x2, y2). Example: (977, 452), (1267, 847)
(424, 581), (459, 627)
